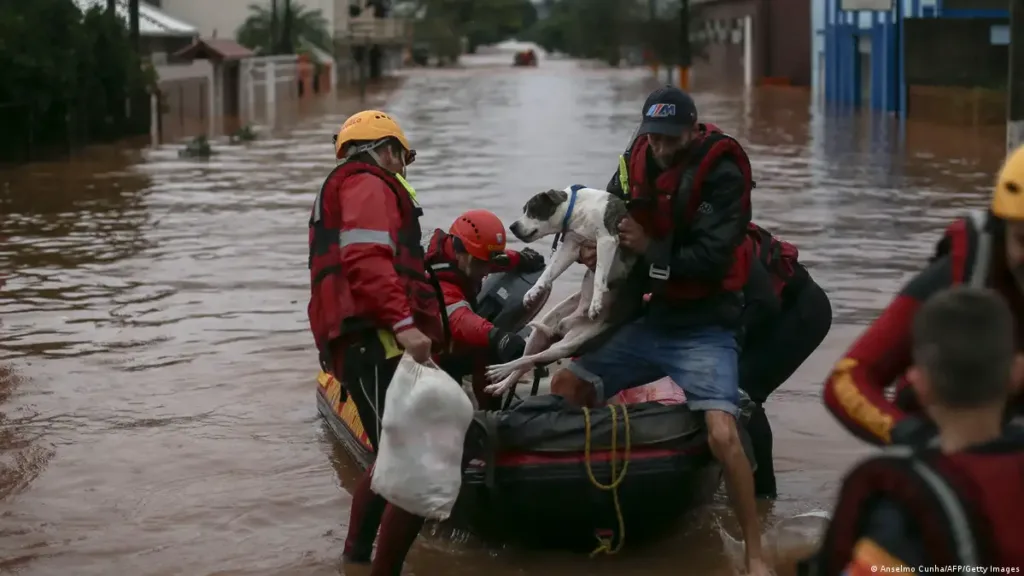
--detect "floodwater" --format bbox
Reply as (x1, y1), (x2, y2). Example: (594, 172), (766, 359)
(0, 53), (1011, 575)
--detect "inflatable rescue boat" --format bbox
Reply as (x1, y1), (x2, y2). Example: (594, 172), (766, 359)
(316, 270), (756, 551)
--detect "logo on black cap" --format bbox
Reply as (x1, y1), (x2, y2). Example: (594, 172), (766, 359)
(645, 103), (676, 118)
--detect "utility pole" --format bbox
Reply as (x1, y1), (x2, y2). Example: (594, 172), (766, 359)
(1009, 0), (1024, 151)
(281, 0), (293, 53)
(678, 0), (691, 90)
(106, 0), (115, 14)
(649, 0), (659, 77)
(270, 0), (279, 54)
(129, 0), (139, 52)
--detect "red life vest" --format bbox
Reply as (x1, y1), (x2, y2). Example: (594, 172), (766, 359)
(625, 123), (755, 299)
(904, 210), (1024, 416)
(307, 161), (443, 351)
(424, 229), (474, 297)
(422, 228), (481, 350)
(746, 223), (804, 298)
(885, 211), (995, 414)
(934, 209), (994, 287)
(802, 431), (1024, 575)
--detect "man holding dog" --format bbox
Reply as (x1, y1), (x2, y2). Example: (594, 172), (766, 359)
(308, 109), (441, 575)
(575, 224), (833, 499)
(549, 85), (769, 576)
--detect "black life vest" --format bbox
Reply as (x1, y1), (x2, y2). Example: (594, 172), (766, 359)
(800, 428), (1024, 575)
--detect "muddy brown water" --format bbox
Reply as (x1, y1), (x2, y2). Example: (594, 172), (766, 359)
(0, 54), (1011, 575)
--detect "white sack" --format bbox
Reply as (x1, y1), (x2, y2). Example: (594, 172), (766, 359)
(370, 352), (474, 520)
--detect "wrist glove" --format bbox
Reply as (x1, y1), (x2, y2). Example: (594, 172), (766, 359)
(889, 414), (937, 448)
(517, 247), (546, 273)
(488, 326), (527, 364)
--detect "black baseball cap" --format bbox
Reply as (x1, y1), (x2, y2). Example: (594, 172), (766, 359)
(637, 85), (698, 137)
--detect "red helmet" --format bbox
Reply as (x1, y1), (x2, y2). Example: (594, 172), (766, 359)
(449, 210), (507, 261)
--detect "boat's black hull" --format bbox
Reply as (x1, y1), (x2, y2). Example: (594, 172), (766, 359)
(316, 372), (725, 550)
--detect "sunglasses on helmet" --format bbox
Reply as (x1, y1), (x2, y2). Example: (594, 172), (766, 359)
(332, 135), (416, 165)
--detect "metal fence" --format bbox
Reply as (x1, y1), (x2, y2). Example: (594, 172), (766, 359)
(240, 55), (300, 130)
(155, 78), (210, 144)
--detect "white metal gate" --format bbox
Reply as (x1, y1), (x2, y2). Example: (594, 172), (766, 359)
(240, 55), (300, 130)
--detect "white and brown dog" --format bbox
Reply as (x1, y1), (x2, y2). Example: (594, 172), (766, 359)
(484, 185), (637, 396)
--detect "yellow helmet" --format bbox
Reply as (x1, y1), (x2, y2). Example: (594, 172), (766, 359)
(333, 110), (412, 159)
(992, 145), (1024, 221)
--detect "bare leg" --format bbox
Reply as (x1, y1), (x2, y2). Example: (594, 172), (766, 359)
(706, 410), (766, 574)
(657, 325), (768, 575)
(550, 368), (597, 407)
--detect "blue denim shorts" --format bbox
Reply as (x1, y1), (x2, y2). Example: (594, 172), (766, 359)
(566, 317), (740, 415)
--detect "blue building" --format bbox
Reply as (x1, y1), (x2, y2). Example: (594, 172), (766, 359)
(812, 0), (1011, 115)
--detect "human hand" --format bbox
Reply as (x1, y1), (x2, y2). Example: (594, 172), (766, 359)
(618, 216), (649, 253)
(395, 327), (432, 363)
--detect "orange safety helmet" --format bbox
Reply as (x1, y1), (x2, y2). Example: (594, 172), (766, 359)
(449, 210), (507, 261)
(333, 110), (415, 163)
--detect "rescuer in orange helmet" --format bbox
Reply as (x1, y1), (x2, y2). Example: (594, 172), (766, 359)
(423, 209), (545, 408)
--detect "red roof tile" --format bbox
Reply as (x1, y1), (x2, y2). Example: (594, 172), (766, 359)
(174, 38), (255, 62)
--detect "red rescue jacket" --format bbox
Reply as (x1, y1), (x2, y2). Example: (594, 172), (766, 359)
(823, 210), (1024, 444)
(307, 161), (444, 361)
(801, 429), (1024, 575)
(625, 123), (755, 300)
(423, 229), (522, 351)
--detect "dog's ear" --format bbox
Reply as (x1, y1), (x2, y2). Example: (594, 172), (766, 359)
(543, 189), (569, 204)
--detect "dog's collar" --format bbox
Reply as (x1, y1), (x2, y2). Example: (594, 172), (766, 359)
(551, 184), (584, 254)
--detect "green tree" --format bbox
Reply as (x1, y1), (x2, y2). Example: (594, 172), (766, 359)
(410, 0), (538, 61)
(413, 13), (463, 64)
(461, 0), (538, 52)
(235, 1), (333, 54)
(0, 0), (151, 163)
(522, 0), (647, 65)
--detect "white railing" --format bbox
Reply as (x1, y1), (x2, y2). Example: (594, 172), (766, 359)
(152, 60), (215, 144)
(150, 55), (304, 143)
(344, 16), (409, 43)
(240, 55), (300, 130)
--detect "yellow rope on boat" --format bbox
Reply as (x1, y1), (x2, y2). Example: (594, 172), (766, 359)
(582, 403), (632, 557)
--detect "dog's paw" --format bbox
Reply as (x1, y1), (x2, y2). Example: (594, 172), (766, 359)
(484, 377), (516, 397)
(486, 363), (515, 383)
(523, 284), (549, 308)
(587, 298), (604, 320)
